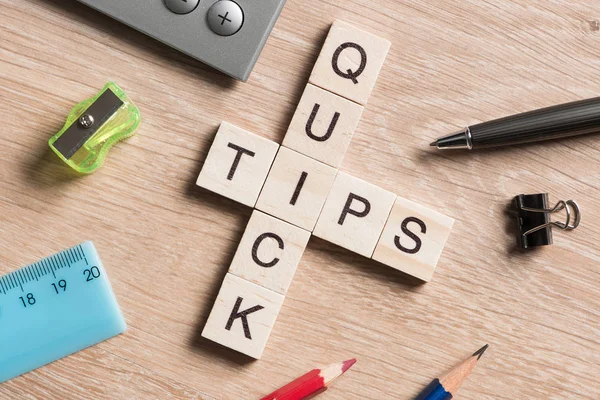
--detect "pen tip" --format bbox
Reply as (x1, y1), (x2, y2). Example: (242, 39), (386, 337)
(472, 344), (489, 360)
(341, 358), (357, 373)
(429, 141), (437, 147)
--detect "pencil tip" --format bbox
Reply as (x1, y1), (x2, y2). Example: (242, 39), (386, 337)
(341, 358), (357, 373)
(472, 344), (489, 360)
(429, 141), (437, 147)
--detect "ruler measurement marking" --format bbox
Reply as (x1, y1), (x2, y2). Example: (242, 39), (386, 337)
(21, 270), (28, 287)
(62, 252), (69, 267)
(67, 249), (75, 265)
(40, 260), (48, 275)
(51, 256), (59, 271)
(47, 258), (56, 278)
(15, 272), (23, 292)
(35, 263), (43, 279)
(32, 264), (39, 280)
(43, 259), (51, 275)
(58, 253), (67, 268)
(65, 251), (72, 266)
(64, 250), (72, 265)
(24, 267), (33, 282)
(32, 264), (40, 281)
(17, 270), (25, 286)
(78, 245), (88, 265)
(0, 278), (6, 294)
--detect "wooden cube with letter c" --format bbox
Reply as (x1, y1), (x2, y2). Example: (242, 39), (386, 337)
(228, 210), (311, 295)
(372, 196), (455, 281)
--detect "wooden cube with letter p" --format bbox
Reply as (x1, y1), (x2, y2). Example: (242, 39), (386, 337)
(313, 172), (396, 257)
(372, 196), (455, 281)
(202, 273), (284, 359)
(196, 122), (280, 207)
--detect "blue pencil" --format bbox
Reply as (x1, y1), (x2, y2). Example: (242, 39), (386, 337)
(415, 345), (488, 400)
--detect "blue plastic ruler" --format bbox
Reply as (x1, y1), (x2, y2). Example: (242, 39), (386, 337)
(0, 241), (126, 383)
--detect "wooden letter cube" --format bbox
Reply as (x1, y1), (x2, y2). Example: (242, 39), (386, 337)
(309, 20), (391, 105)
(228, 210), (311, 295)
(282, 84), (364, 168)
(256, 147), (337, 231)
(372, 196), (455, 282)
(196, 122), (279, 207)
(313, 172), (395, 257)
(202, 273), (284, 359)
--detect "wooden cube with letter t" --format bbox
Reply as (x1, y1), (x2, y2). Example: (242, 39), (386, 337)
(372, 196), (455, 281)
(196, 122), (280, 207)
(202, 273), (284, 359)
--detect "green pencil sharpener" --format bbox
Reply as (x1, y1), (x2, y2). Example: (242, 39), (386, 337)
(49, 82), (141, 174)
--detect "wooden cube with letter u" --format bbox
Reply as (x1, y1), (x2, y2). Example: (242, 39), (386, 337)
(202, 273), (284, 359)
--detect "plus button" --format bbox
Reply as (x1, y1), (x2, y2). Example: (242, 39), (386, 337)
(218, 12), (232, 26)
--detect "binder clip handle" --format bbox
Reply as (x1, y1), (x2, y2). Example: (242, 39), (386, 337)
(515, 194), (581, 249)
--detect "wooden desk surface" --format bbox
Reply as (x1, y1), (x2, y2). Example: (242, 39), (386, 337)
(1, 0), (599, 398)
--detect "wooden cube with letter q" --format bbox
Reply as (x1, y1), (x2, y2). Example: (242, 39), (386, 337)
(202, 273), (284, 359)
(309, 20), (391, 105)
(372, 196), (455, 281)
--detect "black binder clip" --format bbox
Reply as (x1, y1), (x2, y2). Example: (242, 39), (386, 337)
(514, 194), (581, 249)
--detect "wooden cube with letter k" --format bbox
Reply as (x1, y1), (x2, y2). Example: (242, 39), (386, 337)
(202, 273), (284, 359)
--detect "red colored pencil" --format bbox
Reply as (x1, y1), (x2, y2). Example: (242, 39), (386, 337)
(260, 359), (357, 400)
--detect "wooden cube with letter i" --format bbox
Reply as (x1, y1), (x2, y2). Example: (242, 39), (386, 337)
(197, 20), (454, 358)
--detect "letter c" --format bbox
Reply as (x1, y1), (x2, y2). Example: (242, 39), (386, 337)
(251, 232), (285, 268)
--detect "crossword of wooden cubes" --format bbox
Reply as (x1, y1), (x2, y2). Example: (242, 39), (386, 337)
(197, 20), (455, 359)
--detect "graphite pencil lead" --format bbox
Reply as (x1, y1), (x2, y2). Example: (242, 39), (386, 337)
(472, 344), (489, 360)
(429, 141), (437, 146)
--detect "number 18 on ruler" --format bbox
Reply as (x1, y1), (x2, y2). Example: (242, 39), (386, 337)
(0, 241), (126, 383)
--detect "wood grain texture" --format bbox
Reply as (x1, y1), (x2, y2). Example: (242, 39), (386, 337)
(1, 0), (599, 398)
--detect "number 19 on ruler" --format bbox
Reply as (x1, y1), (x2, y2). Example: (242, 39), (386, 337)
(0, 241), (126, 383)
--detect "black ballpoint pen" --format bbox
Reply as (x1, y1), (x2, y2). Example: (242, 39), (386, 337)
(430, 97), (600, 150)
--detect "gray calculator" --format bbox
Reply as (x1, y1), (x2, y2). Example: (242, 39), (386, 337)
(76, 0), (287, 81)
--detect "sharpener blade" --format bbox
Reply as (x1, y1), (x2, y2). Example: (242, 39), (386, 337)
(53, 89), (124, 159)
